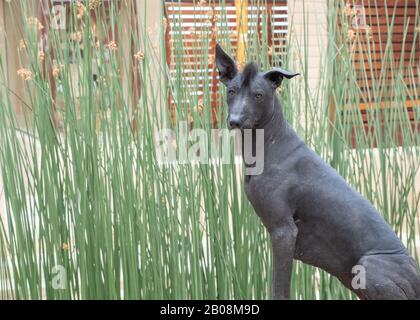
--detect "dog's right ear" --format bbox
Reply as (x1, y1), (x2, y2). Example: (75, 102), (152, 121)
(215, 44), (238, 85)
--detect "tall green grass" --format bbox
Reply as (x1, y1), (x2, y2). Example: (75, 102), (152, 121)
(0, 0), (418, 299)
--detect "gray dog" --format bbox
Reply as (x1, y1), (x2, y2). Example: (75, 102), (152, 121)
(215, 44), (420, 300)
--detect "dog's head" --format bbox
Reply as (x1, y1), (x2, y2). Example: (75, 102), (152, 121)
(215, 44), (299, 130)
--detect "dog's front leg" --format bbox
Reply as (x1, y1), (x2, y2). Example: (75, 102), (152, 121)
(271, 223), (297, 300)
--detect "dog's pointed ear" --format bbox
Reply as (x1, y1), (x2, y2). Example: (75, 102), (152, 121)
(263, 68), (299, 88)
(215, 44), (238, 85)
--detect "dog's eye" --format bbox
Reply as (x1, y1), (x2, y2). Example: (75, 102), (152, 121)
(255, 93), (263, 100)
(228, 89), (236, 96)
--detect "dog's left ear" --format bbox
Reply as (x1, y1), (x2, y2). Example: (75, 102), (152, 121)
(263, 68), (300, 88)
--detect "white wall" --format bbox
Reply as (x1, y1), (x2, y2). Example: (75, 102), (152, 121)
(288, 0), (328, 93)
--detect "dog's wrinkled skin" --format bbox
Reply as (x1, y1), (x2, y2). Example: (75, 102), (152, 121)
(215, 44), (420, 300)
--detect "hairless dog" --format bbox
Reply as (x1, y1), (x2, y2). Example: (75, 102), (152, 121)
(215, 44), (420, 300)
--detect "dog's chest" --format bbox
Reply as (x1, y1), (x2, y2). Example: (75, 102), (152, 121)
(244, 168), (295, 229)
(244, 175), (274, 214)
(244, 167), (286, 202)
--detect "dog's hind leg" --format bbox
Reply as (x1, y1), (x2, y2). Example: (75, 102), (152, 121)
(355, 254), (420, 300)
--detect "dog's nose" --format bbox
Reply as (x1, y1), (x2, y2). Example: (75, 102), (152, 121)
(228, 116), (242, 129)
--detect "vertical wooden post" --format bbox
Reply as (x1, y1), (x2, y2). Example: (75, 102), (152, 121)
(129, 0), (141, 134)
(235, 0), (248, 70)
(0, 1), (6, 107)
(163, 4), (175, 126)
(39, 0), (57, 127)
(209, 9), (216, 125)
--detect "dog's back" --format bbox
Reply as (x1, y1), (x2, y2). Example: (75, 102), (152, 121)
(284, 130), (420, 299)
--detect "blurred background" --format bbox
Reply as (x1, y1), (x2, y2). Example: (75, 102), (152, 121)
(0, 0), (418, 299)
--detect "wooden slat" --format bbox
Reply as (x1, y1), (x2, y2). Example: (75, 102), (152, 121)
(349, 0), (418, 8)
(353, 60), (418, 70)
(356, 77), (419, 87)
(364, 6), (418, 15)
(357, 98), (420, 111)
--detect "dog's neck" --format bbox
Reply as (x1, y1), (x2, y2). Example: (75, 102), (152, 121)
(258, 95), (289, 143)
(243, 95), (293, 179)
